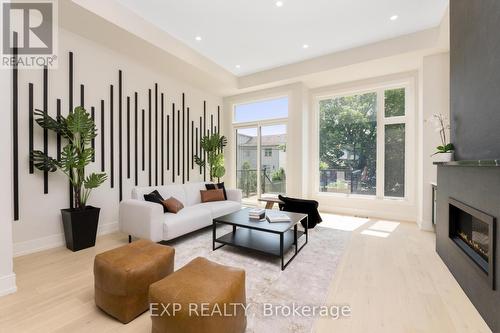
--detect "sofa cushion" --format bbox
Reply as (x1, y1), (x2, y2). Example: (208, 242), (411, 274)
(144, 190), (168, 213)
(194, 201), (241, 218)
(183, 182), (207, 206)
(162, 197), (184, 213)
(205, 182), (227, 200)
(200, 189), (225, 203)
(163, 205), (212, 240)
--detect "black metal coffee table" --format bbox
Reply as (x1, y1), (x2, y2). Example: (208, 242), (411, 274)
(213, 208), (308, 270)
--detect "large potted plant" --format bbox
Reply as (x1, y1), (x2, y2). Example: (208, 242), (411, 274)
(32, 106), (107, 251)
(194, 133), (227, 182)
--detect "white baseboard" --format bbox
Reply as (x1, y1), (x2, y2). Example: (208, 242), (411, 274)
(0, 273), (17, 297)
(13, 222), (119, 257)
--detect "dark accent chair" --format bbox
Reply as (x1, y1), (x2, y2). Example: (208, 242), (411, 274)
(278, 195), (322, 229)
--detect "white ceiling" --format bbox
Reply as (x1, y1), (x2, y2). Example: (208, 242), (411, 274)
(115, 0), (448, 76)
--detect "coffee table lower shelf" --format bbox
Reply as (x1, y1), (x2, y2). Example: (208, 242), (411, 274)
(213, 228), (306, 270)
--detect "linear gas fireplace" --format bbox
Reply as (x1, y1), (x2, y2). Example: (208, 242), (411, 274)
(448, 198), (496, 289)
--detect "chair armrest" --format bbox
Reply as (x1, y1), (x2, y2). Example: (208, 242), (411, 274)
(226, 188), (242, 203)
(119, 199), (164, 242)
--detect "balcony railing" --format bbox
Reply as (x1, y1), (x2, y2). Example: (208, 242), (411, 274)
(319, 168), (376, 195)
(236, 169), (286, 198)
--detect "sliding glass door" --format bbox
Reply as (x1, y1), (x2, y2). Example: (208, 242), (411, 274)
(236, 127), (258, 201)
(235, 124), (287, 204)
(233, 97), (288, 205)
(260, 124), (287, 197)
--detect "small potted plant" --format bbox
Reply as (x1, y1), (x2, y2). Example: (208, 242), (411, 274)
(32, 106), (107, 251)
(194, 132), (227, 182)
(429, 113), (454, 162)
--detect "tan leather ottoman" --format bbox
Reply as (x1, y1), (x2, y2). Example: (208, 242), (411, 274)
(94, 239), (174, 323)
(149, 257), (246, 333)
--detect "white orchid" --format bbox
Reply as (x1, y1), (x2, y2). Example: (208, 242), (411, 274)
(427, 113), (454, 155)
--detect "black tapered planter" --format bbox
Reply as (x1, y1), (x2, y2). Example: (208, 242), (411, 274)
(61, 206), (100, 251)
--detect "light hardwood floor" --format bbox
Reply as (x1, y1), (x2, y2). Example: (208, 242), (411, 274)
(0, 217), (491, 333)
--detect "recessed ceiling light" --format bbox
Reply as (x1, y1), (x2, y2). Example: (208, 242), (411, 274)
(302, 44), (309, 49)
(275, 1), (284, 7)
(195, 36), (202, 41)
(235, 65), (241, 69)
(390, 15), (399, 21)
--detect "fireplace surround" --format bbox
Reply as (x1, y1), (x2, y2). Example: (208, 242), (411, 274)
(436, 162), (500, 331)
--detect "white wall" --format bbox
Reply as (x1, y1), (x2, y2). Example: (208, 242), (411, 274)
(12, 27), (222, 256)
(0, 58), (17, 296)
(418, 52), (450, 230)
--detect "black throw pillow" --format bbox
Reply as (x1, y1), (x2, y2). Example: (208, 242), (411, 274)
(144, 190), (168, 212)
(205, 182), (227, 200)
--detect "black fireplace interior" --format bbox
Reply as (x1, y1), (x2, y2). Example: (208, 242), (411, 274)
(448, 198), (495, 288)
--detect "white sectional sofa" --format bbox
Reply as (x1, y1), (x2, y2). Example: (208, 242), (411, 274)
(119, 182), (242, 242)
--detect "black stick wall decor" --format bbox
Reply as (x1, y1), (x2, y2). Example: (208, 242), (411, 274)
(91, 106), (95, 162)
(28, 83), (34, 174)
(56, 99), (61, 160)
(134, 92), (138, 185)
(148, 89), (152, 186)
(118, 70), (123, 201)
(155, 84), (158, 186)
(109, 84), (114, 188)
(142, 108), (145, 172)
(68, 52), (74, 208)
(182, 93), (185, 184)
(12, 32), (19, 220)
(100, 99), (105, 172)
(18, 50), (222, 217)
(161, 93), (164, 185)
(126, 96), (130, 179)
(43, 66), (48, 194)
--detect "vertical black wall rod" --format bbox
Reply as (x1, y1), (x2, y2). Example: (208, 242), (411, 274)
(28, 83), (34, 173)
(172, 103), (175, 183)
(203, 102), (207, 181)
(182, 93), (185, 183)
(134, 92), (138, 185)
(142, 108), (145, 171)
(177, 109), (180, 177)
(126, 96), (130, 179)
(167, 114), (170, 171)
(110, 85), (114, 188)
(161, 93), (164, 185)
(100, 100), (105, 172)
(91, 106), (95, 162)
(56, 99), (61, 161)
(148, 89), (152, 186)
(12, 32), (19, 220)
(155, 84), (158, 186)
(68, 52), (74, 208)
(118, 71), (123, 201)
(43, 66), (48, 194)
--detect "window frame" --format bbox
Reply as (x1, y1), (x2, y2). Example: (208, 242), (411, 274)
(232, 96), (290, 203)
(313, 78), (415, 202)
(232, 95), (289, 125)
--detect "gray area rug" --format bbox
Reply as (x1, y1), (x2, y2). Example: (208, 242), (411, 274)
(165, 224), (351, 333)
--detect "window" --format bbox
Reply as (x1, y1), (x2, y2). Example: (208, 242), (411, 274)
(318, 85), (408, 199)
(234, 97), (288, 203)
(234, 97), (288, 123)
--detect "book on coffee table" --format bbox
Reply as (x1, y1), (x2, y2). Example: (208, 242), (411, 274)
(266, 213), (291, 223)
(249, 208), (266, 221)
